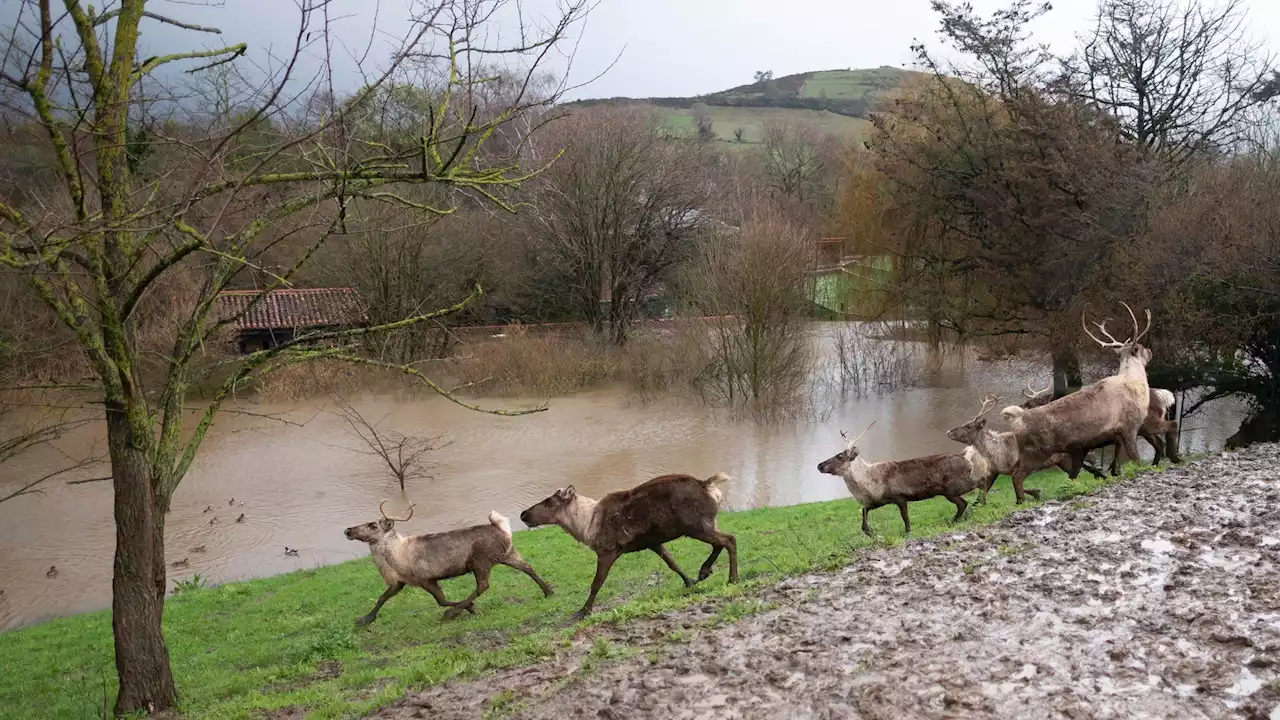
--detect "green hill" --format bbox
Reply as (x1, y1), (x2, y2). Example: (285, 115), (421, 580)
(569, 67), (928, 146)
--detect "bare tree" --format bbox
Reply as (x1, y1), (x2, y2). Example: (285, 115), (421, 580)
(530, 105), (712, 345)
(759, 119), (840, 220)
(866, 0), (1154, 391)
(0, 400), (103, 504)
(0, 0), (584, 712)
(692, 102), (715, 142)
(1061, 0), (1279, 165)
(682, 207), (815, 410)
(332, 395), (444, 491)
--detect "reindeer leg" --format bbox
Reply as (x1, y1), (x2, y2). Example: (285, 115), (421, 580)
(1141, 426), (1164, 464)
(1165, 420), (1182, 463)
(651, 544), (695, 587)
(356, 582), (404, 627)
(1117, 430), (1141, 475)
(422, 580), (475, 614)
(860, 506), (874, 537)
(979, 471), (998, 505)
(896, 502), (911, 535)
(948, 495), (968, 523)
(572, 551), (619, 621)
(692, 524), (738, 583)
(499, 553), (554, 598)
(1011, 466), (1032, 504)
(443, 566), (490, 620)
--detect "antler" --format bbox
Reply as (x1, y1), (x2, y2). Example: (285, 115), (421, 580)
(973, 394), (1003, 423)
(378, 499), (416, 522)
(1081, 310), (1127, 348)
(1122, 302), (1153, 343)
(841, 420), (876, 447)
(1022, 381), (1051, 399)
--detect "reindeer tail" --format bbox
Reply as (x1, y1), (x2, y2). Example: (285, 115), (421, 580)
(701, 472), (731, 506)
(1000, 405), (1026, 424)
(488, 510), (512, 536)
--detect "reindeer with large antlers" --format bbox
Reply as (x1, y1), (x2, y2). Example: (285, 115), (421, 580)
(343, 500), (553, 627)
(999, 304), (1154, 503)
(818, 422), (984, 536)
(946, 394), (1075, 504)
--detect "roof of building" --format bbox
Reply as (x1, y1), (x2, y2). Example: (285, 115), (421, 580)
(215, 287), (368, 331)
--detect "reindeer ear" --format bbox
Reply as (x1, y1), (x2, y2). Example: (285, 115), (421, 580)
(563, 485), (576, 498)
(976, 418), (986, 428)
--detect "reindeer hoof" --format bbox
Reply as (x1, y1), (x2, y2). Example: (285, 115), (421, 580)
(442, 606), (468, 621)
(569, 609), (590, 622)
(697, 570), (713, 583)
(355, 615), (375, 628)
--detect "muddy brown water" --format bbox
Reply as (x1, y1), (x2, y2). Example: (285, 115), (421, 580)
(0, 338), (1247, 630)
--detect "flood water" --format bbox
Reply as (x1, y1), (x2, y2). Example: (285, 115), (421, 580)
(0, 332), (1247, 630)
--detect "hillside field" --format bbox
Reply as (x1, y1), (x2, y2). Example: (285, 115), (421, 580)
(655, 105), (872, 145)
(570, 67), (926, 147)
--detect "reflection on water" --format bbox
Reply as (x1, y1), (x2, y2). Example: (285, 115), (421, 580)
(0, 331), (1247, 629)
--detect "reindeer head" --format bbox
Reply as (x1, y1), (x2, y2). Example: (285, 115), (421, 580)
(344, 499), (415, 543)
(1082, 303), (1153, 368)
(818, 422), (875, 476)
(520, 486), (576, 528)
(946, 394), (1002, 444)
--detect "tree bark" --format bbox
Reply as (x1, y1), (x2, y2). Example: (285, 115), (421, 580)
(1052, 347), (1083, 399)
(107, 402), (177, 715)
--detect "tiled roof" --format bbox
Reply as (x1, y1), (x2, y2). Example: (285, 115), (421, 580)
(215, 288), (368, 331)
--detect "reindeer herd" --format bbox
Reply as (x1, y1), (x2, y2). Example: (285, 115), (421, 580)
(343, 303), (1178, 626)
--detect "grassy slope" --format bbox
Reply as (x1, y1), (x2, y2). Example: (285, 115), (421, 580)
(655, 105), (871, 145)
(580, 67), (925, 148)
(0, 464), (1144, 720)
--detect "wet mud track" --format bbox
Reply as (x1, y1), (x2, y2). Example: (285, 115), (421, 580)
(366, 447), (1280, 719)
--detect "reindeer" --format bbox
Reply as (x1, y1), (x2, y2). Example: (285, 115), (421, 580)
(1000, 304), (1153, 503)
(520, 473), (737, 620)
(946, 394), (1074, 504)
(344, 501), (553, 626)
(1022, 381), (1181, 474)
(817, 422), (983, 537)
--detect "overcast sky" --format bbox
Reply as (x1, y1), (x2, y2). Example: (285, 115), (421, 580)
(113, 0), (1280, 100)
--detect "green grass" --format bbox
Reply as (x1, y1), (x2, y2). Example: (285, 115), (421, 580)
(0, 465), (1143, 719)
(798, 68), (915, 100)
(655, 105), (871, 146)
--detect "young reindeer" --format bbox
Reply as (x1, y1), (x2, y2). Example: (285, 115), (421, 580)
(817, 422), (982, 537)
(945, 394), (1074, 504)
(1001, 304), (1154, 503)
(520, 473), (737, 620)
(344, 500), (553, 626)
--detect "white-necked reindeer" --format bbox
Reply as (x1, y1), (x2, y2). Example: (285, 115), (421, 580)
(1000, 304), (1154, 503)
(946, 394), (1074, 504)
(818, 422), (983, 536)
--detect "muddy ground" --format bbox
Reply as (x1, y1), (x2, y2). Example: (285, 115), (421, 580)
(366, 446), (1280, 719)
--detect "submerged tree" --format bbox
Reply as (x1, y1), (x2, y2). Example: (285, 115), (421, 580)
(0, 0), (583, 712)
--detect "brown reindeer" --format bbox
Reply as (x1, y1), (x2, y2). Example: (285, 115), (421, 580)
(1023, 382), (1181, 474)
(946, 394), (1074, 504)
(818, 422), (984, 536)
(1001, 304), (1153, 503)
(520, 473), (737, 620)
(344, 501), (553, 626)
